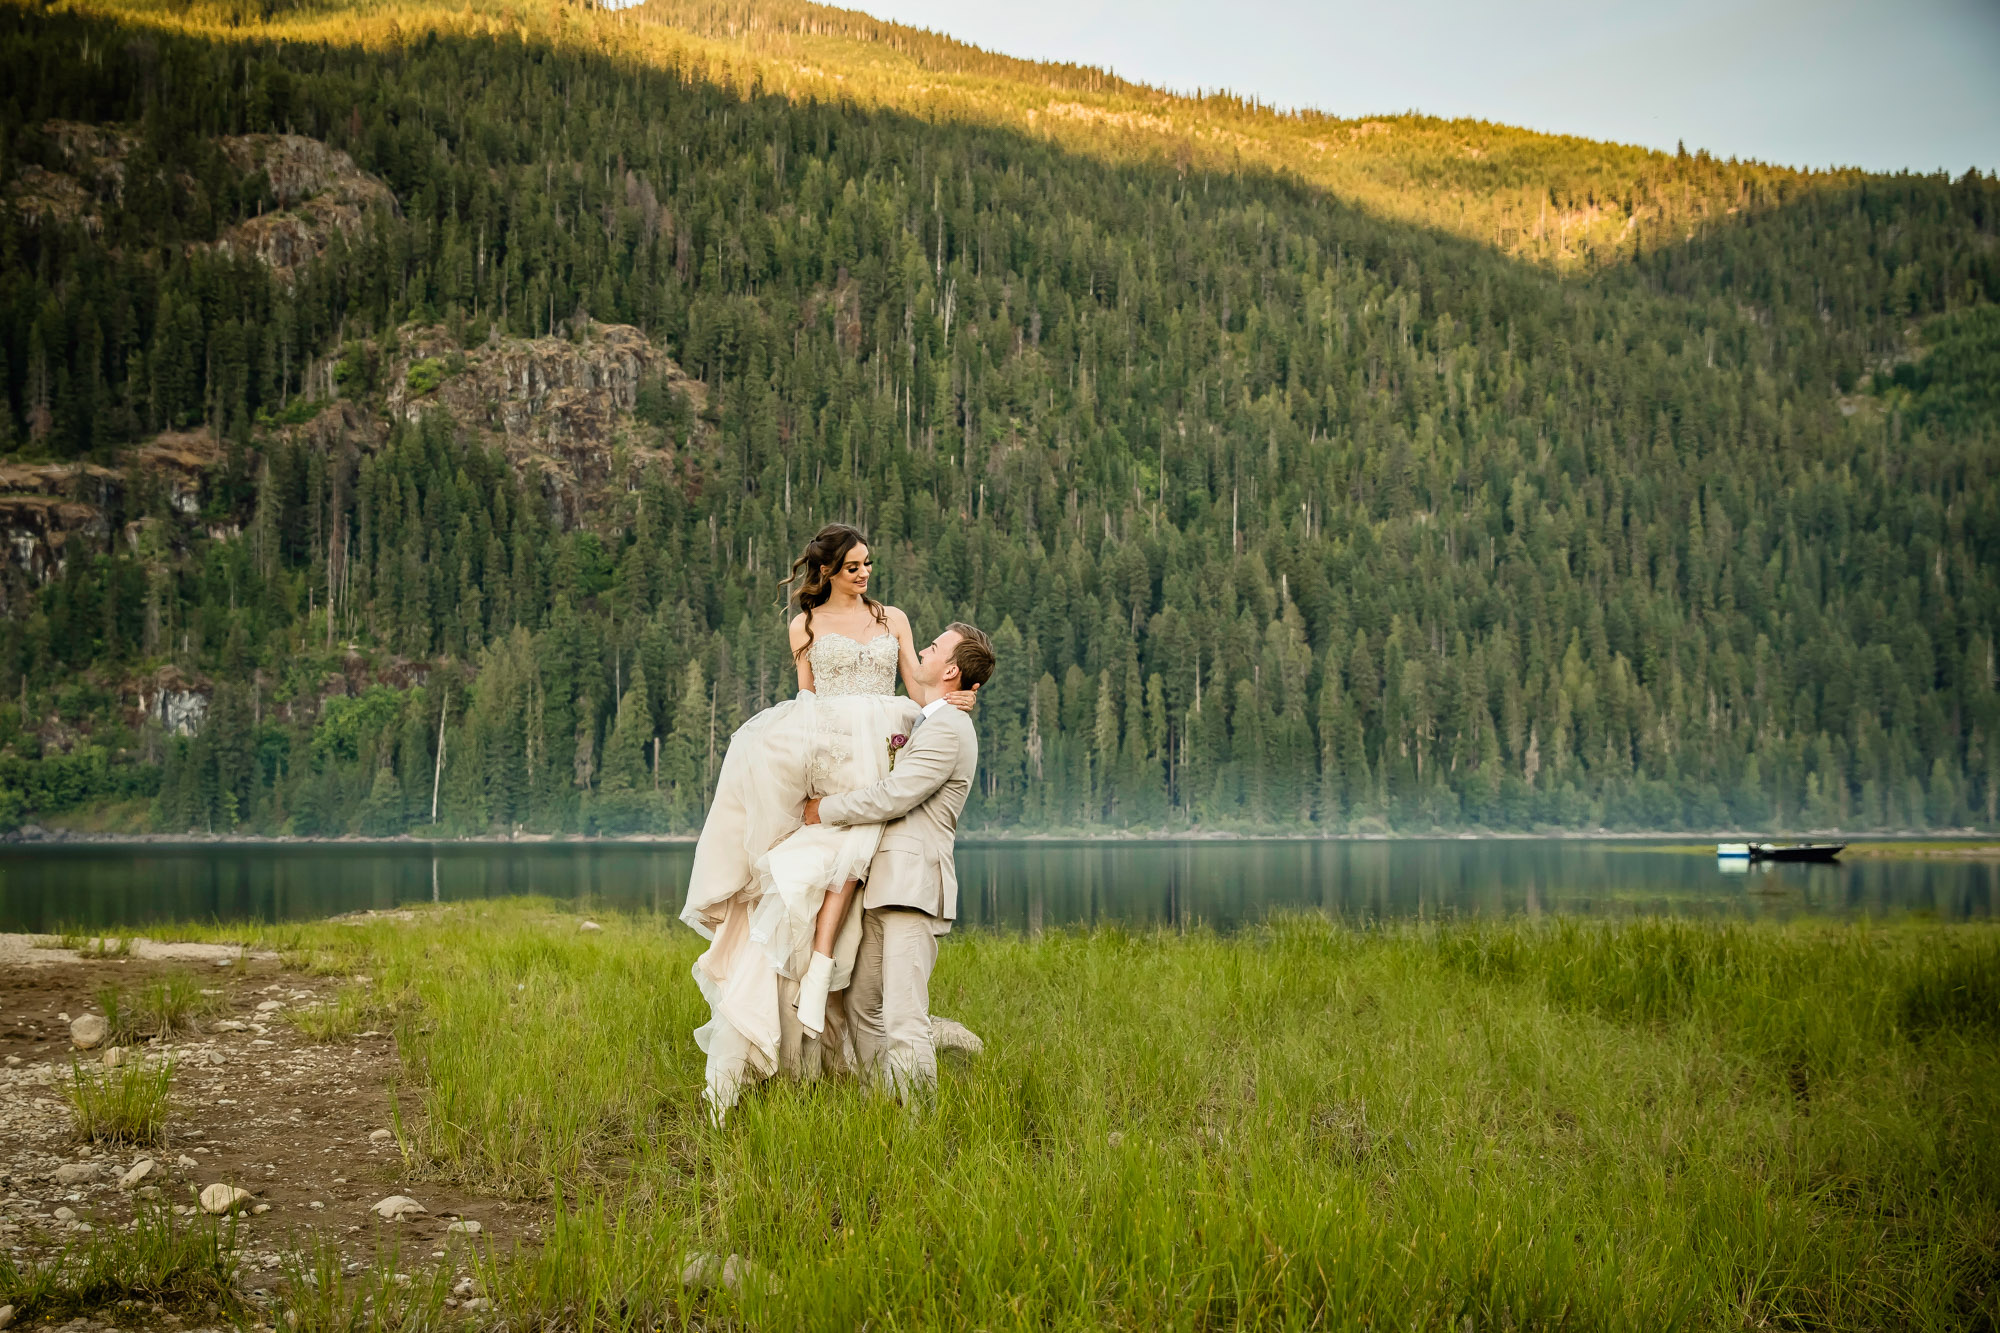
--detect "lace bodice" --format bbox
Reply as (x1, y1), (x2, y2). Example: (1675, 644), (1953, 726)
(807, 631), (899, 698)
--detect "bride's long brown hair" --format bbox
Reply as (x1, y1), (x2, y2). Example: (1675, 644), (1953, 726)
(783, 523), (888, 661)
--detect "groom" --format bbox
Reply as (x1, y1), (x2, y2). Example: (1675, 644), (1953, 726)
(803, 621), (995, 1096)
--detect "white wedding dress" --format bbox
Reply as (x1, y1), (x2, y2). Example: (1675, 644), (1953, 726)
(679, 631), (919, 1115)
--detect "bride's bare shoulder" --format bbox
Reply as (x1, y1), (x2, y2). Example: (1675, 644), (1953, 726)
(883, 604), (913, 633)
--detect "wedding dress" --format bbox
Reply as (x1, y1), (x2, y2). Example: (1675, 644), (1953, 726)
(679, 631), (919, 1115)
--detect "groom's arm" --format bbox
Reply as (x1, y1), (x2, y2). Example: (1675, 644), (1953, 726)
(813, 723), (961, 828)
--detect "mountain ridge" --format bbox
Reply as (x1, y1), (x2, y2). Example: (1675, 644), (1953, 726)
(0, 0), (1994, 839)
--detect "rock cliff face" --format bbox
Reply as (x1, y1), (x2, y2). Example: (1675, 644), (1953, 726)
(0, 462), (121, 585)
(0, 434), (224, 597)
(383, 320), (705, 525)
(214, 134), (399, 272)
(2, 317), (700, 737)
(0, 322), (698, 593)
(5, 122), (394, 271)
(136, 667), (211, 738)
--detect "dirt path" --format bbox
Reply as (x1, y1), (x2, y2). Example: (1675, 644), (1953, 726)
(0, 936), (532, 1326)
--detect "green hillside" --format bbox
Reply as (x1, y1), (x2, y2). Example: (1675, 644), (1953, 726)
(0, 0), (1995, 837)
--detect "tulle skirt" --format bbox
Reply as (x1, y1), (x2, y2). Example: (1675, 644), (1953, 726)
(679, 689), (919, 1114)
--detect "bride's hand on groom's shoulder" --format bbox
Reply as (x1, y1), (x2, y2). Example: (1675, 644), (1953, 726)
(946, 684), (979, 712)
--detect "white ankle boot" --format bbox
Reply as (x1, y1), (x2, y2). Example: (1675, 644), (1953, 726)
(796, 951), (836, 1036)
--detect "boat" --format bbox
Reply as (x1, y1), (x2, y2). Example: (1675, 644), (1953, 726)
(1716, 841), (1845, 862)
(1749, 842), (1846, 862)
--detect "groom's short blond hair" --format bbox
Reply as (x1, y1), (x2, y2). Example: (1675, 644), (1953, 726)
(946, 622), (995, 690)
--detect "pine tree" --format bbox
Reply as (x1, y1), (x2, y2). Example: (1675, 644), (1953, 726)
(660, 658), (709, 829)
(595, 664), (660, 833)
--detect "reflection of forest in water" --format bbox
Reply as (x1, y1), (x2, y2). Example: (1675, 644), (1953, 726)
(3, 841), (1993, 933)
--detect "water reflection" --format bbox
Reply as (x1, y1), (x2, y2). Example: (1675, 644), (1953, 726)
(0, 840), (1992, 933)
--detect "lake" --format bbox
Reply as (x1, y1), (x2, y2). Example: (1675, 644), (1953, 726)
(0, 839), (1992, 933)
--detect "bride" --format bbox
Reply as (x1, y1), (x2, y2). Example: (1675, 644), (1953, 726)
(678, 523), (976, 1117)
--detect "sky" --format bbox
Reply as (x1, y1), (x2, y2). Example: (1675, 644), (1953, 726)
(831, 0), (2000, 174)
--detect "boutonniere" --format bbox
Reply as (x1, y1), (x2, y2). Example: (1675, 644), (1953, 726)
(887, 733), (909, 770)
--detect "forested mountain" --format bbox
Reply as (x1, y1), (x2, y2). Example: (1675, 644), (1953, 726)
(0, 0), (1996, 838)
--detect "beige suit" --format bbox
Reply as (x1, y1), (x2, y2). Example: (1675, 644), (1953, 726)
(818, 702), (977, 1093)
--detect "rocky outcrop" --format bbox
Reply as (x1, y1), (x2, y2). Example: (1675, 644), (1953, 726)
(138, 668), (212, 739)
(214, 134), (398, 272)
(5, 164), (97, 231)
(131, 431), (224, 518)
(0, 433), (230, 592)
(0, 462), (121, 582)
(9, 122), (393, 273)
(384, 320), (704, 523)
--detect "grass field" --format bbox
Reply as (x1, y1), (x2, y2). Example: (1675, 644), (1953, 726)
(16, 902), (2000, 1330)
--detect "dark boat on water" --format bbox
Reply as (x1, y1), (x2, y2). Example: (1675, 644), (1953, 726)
(1752, 843), (1846, 862)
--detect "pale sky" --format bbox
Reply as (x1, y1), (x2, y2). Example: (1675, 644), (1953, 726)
(837, 0), (1999, 174)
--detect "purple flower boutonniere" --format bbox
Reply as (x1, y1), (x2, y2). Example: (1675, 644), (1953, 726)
(887, 733), (909, 770)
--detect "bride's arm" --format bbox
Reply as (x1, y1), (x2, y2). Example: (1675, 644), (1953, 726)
(889, 605), (979, 712)
(789, 613), (814, 693)
(887, 605), (922, 696)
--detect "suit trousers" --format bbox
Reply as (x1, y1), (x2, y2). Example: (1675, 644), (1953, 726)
(848, 907), (939, 1098)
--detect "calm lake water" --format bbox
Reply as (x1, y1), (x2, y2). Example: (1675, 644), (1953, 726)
(0, 839), (1992, 933)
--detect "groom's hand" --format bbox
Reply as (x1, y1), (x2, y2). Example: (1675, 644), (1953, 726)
(802, 797), (822, 825)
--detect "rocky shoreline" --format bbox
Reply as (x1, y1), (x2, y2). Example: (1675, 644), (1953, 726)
(0, 936), (523, 1330)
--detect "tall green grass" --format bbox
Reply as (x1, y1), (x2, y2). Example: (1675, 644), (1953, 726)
(98, 970), (225, 1044)
(275, 1237), (452, 1333)
(288, 986), (374, 1042)
(0, 1203), (239, 1319)
(64, 1058), (174, 1145)
(121, 903), (2000, 1330)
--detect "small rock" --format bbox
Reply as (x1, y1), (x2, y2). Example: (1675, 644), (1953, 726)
(251, 1204), (272, 1215)
(3, 1055), (21, 1067)
(367, 1128), (394, 1144)
(207, 1051), (227, 1066)
(372, 1195), (425, 1221)
(308, 1201), (323, 1210)
(0, 1302), (13, 1330)
(930, 1016), (984, 1055)
(199, 1184), (252, 1215)
(136, 1186), (162, 1201)
(176, 1155), (200, 1170)
(101, 1046), (129, 1068)
(69, 1015), (108, 1050)
(446, 1219), (481, 1234)
(119, 1159), (155, 1190)
(53, 1163), (99, 1186)
(57, 1011), (71, 1022)
(460, 1298), (492, 1312)
(52, 1207), (76, 1222)
(255, 1000), (284, 1013)
(213, 1020), (248, 1033)
(721, 1254), (779, 1296)
(681, 1251), (777, 1296)
(452, 1279), (477, 1298)
(579, 920), (603, 932)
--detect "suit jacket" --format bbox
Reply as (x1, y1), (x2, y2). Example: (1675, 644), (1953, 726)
(816, 704), (977, 927)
